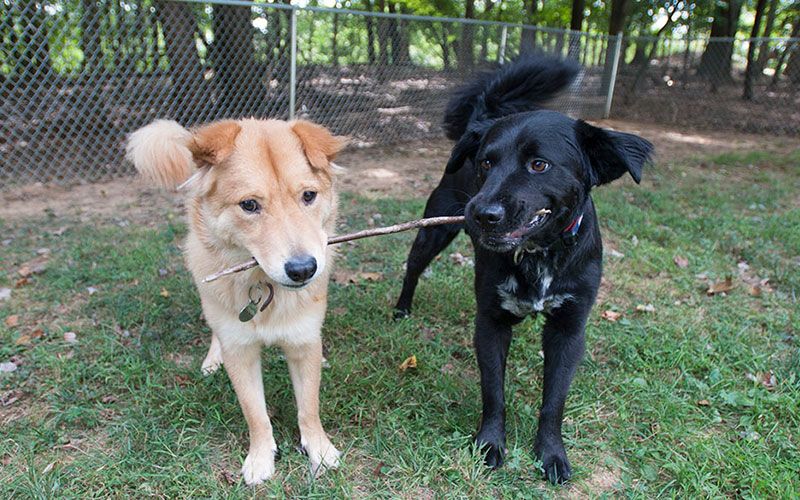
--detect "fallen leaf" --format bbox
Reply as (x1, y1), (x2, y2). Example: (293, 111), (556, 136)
(0, 288), (10, 301)
(159, 288), (170, 298)
(609, 249), (625, 258)
(332, 270), (384, 285)
(359, 272), (383, 282)
(761, 371), (777, 390)
(601, 310), (622, 322)
(635, 303), (655, 313)
(1, 390), (21, 406)
(372, 461), (387, 477)
(15, 335), (31, 346)
(17, 256), (48, 277)
(42, 462), (55, 474)
(14, 278), (30, 288)
(219, 469), (236, 485)
(31, 328), (44, 339)
(449, 252), (474, 267)
(0, 362), (17, 373)
(1, 454), (10, 466)
(673, 255), (689, 268)
(5, 315), (20, 328)
(63, 331), (77, 343)
(86, 286), (98, 295)
(52, 226), (68, 236)
(706, 276), (734, 296)
(399, 355), (417, 371)
(748, 285), (762, 297)
(174, 374), (191, 387)
(331, 307), (347, 316)
(697, 399), (710, 406)
(101, 395), (117, 404)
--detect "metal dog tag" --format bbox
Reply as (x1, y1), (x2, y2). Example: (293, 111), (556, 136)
(238, 284), (263, 322)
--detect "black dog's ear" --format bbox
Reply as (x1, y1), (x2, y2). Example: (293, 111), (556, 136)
(445, 130), (481, 174)
(575, 120), (653, 186)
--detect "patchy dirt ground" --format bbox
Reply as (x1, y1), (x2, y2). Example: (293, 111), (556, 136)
(0, 119), (793, 221)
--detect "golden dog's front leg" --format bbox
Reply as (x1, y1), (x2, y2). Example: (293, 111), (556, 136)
(283, 339), (341, 477)
(221, 342), (278, 485)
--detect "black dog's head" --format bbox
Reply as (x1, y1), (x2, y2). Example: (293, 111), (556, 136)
(447, 110), (653, 252)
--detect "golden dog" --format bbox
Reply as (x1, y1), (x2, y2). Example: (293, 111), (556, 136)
(126, 118), (345, 484)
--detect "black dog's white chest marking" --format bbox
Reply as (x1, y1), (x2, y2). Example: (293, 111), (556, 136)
(496, 265), (573, 317)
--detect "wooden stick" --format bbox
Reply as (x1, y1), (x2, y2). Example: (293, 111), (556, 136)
(202, 215), (465, 283)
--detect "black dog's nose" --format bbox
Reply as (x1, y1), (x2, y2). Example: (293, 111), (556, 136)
(284, 255), (317, 283)
(473, 204), (505, 229)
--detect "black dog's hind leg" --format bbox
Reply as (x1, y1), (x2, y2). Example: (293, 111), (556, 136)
(393, 182), (464, 318)
(534, 302), (588, 484)
(473, 310), (515, 467)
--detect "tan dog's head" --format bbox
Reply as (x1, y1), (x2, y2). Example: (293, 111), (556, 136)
(126, 118), (346, 289)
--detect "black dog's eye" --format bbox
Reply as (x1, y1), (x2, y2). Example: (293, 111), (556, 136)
(480, 159), (492, 171)
(530, 159), (551, 173)
(302, 191), (317, 205)
(239, 199), (261, 213)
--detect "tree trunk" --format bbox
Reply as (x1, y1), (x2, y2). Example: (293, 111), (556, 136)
(698, 0), (743, 87)
(440, 23), (452, 70)
(770, 17), (799, 87)
(389, 4), (410, 64)
(364, 1), (376, 64)
(520, 0), (538, 54)
(479, 0), (495, 63)
(377, 0), (390, 68)
(212, 4), (264, 116)
(743, 0), (768, 99)
(155, 0), (205, 124)
(81, 0), (103, 72)
(457, 0), (475, 69)
(332, 13), (339, 67)
(601, 0), (627, 92)
(568, 0), (584, 59)
(754, 0), (779, 74)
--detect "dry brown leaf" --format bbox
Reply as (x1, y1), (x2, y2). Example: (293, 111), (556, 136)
(760, 371), (776, 391)
(31, 328), (44, 339)
(159, 288), (170, 298)
(697, 399), (710, 406)
(63, 331), (77, 343)
(748, 285), (762, 297)
(706, 276), (734, 296)
(1, 454), (10, 466)
(17, 256), (48, 278)
(101, 395), (117, 404)
(5, 315), (20, 328)
(673, 255), (689, 268)
(15, 335), (31, 346)
(399, 355), (417, 371)
(359, 272), (383, 282)
(601, 310), (622, 322)
(14, 278), (30, 288)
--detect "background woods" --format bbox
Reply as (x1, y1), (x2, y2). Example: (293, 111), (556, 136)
(0, 0), (798, 184)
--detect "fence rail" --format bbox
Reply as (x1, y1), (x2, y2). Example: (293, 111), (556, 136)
(1, 0), (798, 186)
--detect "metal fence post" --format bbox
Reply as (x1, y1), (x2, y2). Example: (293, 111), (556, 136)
(289, 7), (298, 120)
(498, 25), (508, 64)
(603, 33), (623, 119)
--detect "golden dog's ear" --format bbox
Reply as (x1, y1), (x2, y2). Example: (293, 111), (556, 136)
(188, 120), (241, 166)
(291, 120), (348, 171)
(126, 120), (195, 190)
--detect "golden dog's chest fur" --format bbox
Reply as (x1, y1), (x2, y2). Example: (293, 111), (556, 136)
(127, 117), (345, 484)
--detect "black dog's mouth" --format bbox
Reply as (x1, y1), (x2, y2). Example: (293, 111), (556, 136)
(478, 208), (552, 252)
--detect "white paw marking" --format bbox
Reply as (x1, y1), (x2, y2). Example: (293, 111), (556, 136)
(303, 437), (341, 478)
(241, 447), (277, 485)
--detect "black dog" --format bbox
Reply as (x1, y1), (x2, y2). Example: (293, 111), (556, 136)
(394, 57), (653, 483)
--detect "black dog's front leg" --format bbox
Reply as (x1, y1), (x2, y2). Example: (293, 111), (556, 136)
(474, 310), (514, 468)
(534, 302), (588, 484)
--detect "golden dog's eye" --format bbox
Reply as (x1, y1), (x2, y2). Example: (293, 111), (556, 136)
(302, 191), (317, 205)
(530, 159), (550, 173)
(480, 159), (492, 170)
(239, 199), (261, 213)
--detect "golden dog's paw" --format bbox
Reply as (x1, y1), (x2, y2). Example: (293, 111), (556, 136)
(201, 348), (223, 376)
(302, 437), (341, 478)
(241, 448), (276, 485)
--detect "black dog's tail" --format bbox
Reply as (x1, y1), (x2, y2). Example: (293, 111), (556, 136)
(443, 56), (580, 141)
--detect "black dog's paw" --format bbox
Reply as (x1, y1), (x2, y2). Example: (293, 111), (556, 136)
(535, 441), (572, 484)
(392, 307), (410, 320)
(475, 432), (506, 468)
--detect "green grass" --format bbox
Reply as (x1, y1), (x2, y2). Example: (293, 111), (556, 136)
(1, 148), (799, 497)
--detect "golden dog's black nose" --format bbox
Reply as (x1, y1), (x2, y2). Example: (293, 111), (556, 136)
(473, 203), (505, 229)
(285, 255), (317, 283)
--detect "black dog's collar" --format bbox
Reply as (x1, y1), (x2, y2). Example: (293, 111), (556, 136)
(513, 212), (584, 265)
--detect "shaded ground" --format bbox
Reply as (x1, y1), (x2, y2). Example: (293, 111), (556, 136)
(1, 119), (796, 218)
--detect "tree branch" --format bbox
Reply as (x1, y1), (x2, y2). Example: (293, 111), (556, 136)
(202, 215), (466, 283)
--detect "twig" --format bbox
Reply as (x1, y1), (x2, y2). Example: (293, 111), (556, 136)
(202, 215), (465, 283)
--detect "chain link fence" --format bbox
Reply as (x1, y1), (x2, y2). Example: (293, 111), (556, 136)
(612, 34), (800, 135)
(1, 0), (798, 186)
